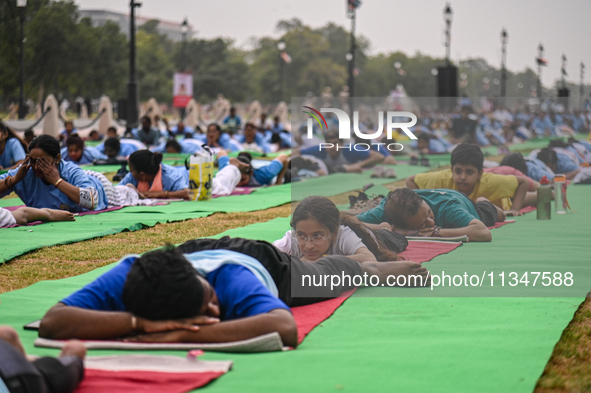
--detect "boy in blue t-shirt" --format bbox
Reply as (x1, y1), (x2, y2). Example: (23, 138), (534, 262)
(39, 247), (298, 347)
(357, 188), (492, 242)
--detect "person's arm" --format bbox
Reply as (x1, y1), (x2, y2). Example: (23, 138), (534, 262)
(274, 154), (289, 185)
(565, 169), (580, 179)
(4, 159), (25, 171)
(406, 175), (419, 189)
(39, 303), (218, 340)
(343, 246), (377, 263)
(125, 308), (298, 348)
(417, 219), (491, 242)
(0, 159), (30, 194)
(508, 176), (529, 216)
(144, 189), (189, 200)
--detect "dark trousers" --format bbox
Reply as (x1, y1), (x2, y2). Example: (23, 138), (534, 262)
(177, 236), (363, 307)
(0, 341), (83, 393)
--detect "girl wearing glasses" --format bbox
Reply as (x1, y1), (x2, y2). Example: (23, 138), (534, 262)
(273, 196), (407, 263)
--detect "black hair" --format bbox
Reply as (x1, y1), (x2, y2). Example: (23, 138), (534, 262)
(292, 196), (400, 261)
(89, 130), (98, 137)
(271, 132), (282, 144)
(66, 134), (85, 150)
(383, 189), (424, 229)
(128, 150), (163, 175)
(208, 123), (222, 133)
(104, 137), (121, 154)
(500, 152), (528, 174)
(107, 126), (118, 134)
(548, 139), (570, 148)
(244, 122), (257, 131)
(537, 148), (558, 167)
(28, 134), (60, 158)
(184, 132), (194, 139)
(24, 130), (35, 139)
(237, 152), (254, 174)
(0, 122), (28, 152)
(64, 120), (74, 127)
(451, 143), (484, 171)
(122, 246), (205, 320)
(417, 133), (431, 143)
(165, 138), (182, 153)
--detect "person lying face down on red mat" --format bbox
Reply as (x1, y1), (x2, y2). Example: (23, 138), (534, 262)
(39, 237), (429, 347)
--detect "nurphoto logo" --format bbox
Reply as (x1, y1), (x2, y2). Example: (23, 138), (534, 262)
(302, 106), (418, 152)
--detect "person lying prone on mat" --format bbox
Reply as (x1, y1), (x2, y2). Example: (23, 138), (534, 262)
(357, 188), (493, 242)
(405, 144), (530, 216)
(166, 236), (430, 308)
(273, 196), (408, 263)
(118, 150), (190, 200)
(39, 246), (299, 347)
(0, 326), (85, 393)
(0, 206), (74, 228)
(0, 135), (108, 212)
(220, 151), (289, 187)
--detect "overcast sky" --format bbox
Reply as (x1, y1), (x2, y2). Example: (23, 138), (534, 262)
(76, 0), (590, 87)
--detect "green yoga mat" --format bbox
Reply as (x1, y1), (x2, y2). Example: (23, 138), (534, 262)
(1, 186), (589, 392)
(0, 185), (292, 264)
(292, 164), (431, 201)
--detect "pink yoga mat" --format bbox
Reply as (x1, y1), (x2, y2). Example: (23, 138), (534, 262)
(76, 369), (225, 393)
(399, 241), (462, 263)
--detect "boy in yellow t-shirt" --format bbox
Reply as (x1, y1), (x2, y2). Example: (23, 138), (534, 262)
(406, 144), (529, 215)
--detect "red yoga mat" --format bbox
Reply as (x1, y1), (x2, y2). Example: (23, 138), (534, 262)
(76, 370), (225, 393)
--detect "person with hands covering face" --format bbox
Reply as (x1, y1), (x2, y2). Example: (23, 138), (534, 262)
(0, 135), (108, 212)
(118, 150), (190, 200)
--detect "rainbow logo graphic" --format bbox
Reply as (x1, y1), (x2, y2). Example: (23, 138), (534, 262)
(302, 106), (328, 131)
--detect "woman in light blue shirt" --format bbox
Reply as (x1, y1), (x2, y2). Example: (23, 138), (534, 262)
(0, 135), (108, 212)
(0, 122), (27, 170)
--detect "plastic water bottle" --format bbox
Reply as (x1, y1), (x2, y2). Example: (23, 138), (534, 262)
(536, 176), (551, 220)
(554, 174), (567, 214)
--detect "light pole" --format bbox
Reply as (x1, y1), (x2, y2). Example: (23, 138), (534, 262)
(444, 3), (453, 67)
(277, 40), (286, 102)
(537, 43), (544, 99)
(580, 62), (585, 110)
(500, 28), (508, 100)
(347, 0), (360, 113)
(180, 18), (188, 71)
(127, 0), (142, 131)
(17, 0), (27, 120)
(561, 54), (568, 89)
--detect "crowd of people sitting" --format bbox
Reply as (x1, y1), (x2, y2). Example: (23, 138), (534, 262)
(2, 102), (591, 392)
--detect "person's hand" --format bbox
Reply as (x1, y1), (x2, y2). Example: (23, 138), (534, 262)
(509, 209), (523, 217)
(37, 157), (60, 185)
(378, 222), (393, 231)
(123, 330), (187, 343)
(137, 315), (219, 334)
(416, 226), (436, 237)
(343, 163), (363, 173)
(126, 183), (146, 199)
(11, 157), (31, 184)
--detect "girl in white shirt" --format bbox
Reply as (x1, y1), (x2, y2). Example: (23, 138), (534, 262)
(273, 196), (403, 263)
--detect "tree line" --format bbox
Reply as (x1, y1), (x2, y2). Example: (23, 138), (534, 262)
(1, 0), (587, 111)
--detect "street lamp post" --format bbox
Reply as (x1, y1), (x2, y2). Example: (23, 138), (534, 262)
(277, 40), (286, 102)
(561, 54), (567, 89)
(347, 7), (356, 102)
(17, 0), (27, 120)
(444, 3), (453, 67)
(537, 43), (544, 99)
(500, 28), (508, 100)
(581, 62), (585, 110)
(127, 0), (142, 131)
(180, 18), (188, 71)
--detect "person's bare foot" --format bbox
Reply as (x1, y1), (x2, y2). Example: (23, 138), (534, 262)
(60, 340), (86, 360)
(43, 209), (75, 222)
(0, 326), (26, 356)
(362, 261), (430, 287)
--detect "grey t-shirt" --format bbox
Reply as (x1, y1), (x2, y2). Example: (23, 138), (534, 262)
(273, 225), (365, 259)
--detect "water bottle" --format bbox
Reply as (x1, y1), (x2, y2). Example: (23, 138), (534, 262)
(536, 176), (551, 220)
(554, 174), (567, 214)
